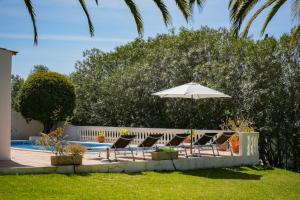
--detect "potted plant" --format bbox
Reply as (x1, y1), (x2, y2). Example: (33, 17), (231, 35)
(119, 128), (129, 135)
(151, 147), (178, 160)
(220, 118), (254, 153)
(50, 144), (86, 166)
(97, 132), (105, 143)
(36, 128), (86, 166)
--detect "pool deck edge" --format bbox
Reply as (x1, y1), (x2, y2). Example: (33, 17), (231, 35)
(0, 155), (259, 175)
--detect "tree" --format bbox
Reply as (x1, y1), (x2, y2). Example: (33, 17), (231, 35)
(229, 0), (300, 48)
(71, 27), (300, 171)
(18, 71), (76, 133)
(30, 65), (49, 74)
(11, 75), (24, 111)
(22, 0), (204, 44)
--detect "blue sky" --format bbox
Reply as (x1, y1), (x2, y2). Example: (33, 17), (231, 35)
(0, 0), (291, 78)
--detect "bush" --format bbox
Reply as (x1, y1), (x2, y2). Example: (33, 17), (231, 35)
(18, 71), (76, 133)
(65, 144), (86, 155)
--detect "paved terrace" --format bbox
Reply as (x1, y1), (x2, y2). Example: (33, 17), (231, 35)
(0, 149), (233, 168)
(0, 132), (259, 174)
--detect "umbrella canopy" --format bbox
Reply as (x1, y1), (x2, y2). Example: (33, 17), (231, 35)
(152, 82), (230, 155)
(152, 82), (231, 99)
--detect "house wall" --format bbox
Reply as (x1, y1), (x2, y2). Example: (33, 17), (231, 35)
(0, 49), (12, 160)
(11, 111), (43, 140)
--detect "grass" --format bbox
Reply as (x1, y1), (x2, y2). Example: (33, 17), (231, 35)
(0, 166), (299, 200)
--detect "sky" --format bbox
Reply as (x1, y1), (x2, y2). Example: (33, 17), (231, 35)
(0, 0), (292, 78)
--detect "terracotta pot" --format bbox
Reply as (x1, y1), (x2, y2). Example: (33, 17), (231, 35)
(51, 155), (83, 166)
(151, 151), (178, 160)
(183, 137), (191, 143)
(97, 135), (105, 143)
(218, 141), (229, 151)
(230, 140), (239, 154)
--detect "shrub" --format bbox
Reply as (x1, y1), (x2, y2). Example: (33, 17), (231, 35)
(119, 128), (129, 135)
(36, 128), (67, 155)
(18, 71), (76, 133)
(65, 144), (86, 155)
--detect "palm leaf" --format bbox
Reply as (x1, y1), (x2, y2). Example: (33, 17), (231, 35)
(174, 0), (190, 21)
(153, 0), (171, 26)
(290, 25), (300, 48)
(24, 0), (38, 45)
(292, 0), (300, 22)
(229, 0), (260, 36)
(261, 0), (287, 35)
(242, 0), (276, 37)
(189, 0), (206, 12)
(78, 0), (94, 37)
(124, 0), (143, 35)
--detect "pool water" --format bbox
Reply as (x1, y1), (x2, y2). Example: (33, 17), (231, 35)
(11, 140), (111, 153)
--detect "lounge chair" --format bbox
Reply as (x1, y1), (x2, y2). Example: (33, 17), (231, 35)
(212, 131), (236, 156)
(183, 132), (219, 157)
(99, 135), (136, 161)
(136, 133), (164, 159)
(163, 133), (190, 157)
(165, 133), (190, 147)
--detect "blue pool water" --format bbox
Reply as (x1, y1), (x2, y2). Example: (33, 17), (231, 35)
(11, 140), (111, 153)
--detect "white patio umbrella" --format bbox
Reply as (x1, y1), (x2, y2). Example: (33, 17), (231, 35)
(152, 82), (231, 154)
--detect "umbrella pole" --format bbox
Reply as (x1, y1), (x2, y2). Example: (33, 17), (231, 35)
(190, 95), (193, 155)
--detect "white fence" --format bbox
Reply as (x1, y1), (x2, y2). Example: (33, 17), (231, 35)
(64, 125), (259, 162)
(65, 125), (224, 145)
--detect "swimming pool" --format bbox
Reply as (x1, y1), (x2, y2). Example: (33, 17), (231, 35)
(11, 140), (111, 153)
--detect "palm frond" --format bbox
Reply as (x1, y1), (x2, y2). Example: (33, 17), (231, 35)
(78, 0), (94, 37)
(189, 0), (206, 12)
(290, 25), (300, 48)
(292, 0), (300, 22)
(174, 0), (191, 21)
(229, 0), (260, 36)
(124, 0), (143, 35)
(153, 0), (171, 26)
(261, 0), (287, 35)
(242, 0), (276, 37)
(24, 0), (38, 45)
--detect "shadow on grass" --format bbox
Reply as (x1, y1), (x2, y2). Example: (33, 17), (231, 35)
(124, 172), (145, 176)
(64, 173), (92, 177)
(156, 168), (263, 180)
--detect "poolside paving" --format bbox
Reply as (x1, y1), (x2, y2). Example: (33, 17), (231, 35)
(0, 149), (233, 168)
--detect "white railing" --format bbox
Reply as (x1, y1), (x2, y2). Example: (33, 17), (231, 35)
(66, 125), (223, 145)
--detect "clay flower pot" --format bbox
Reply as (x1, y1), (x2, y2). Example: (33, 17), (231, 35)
(218, 141), (229, 151)
(183, 137), (191, 143)
(230, 139), (239, 154)
(51, 155), (83, 166)
(151, 151), (178, 160)
(97, 135), (105, 143)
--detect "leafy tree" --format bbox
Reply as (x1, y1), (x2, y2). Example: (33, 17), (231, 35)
(22, 0), (204, 44)
(11, 75), (24, 111)
(18, 71), (76, 133)
(30, 65), (49, 74)
(71, 27), (300, 171)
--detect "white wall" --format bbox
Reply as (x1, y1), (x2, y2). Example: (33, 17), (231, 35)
(11, 111), (43, 140)
(0, 49), (13, 160)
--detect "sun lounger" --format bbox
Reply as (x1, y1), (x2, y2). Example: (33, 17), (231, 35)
(212, 131), (236, 156)
(163, 133), (190, 157)
(99, 135), (136, 161)
(185, 132), (219, 157)
(165, 133), (190, 147)
(136, 133), (164, 159)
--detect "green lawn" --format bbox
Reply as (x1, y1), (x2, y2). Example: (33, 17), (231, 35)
(0, 166), (299, 200)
